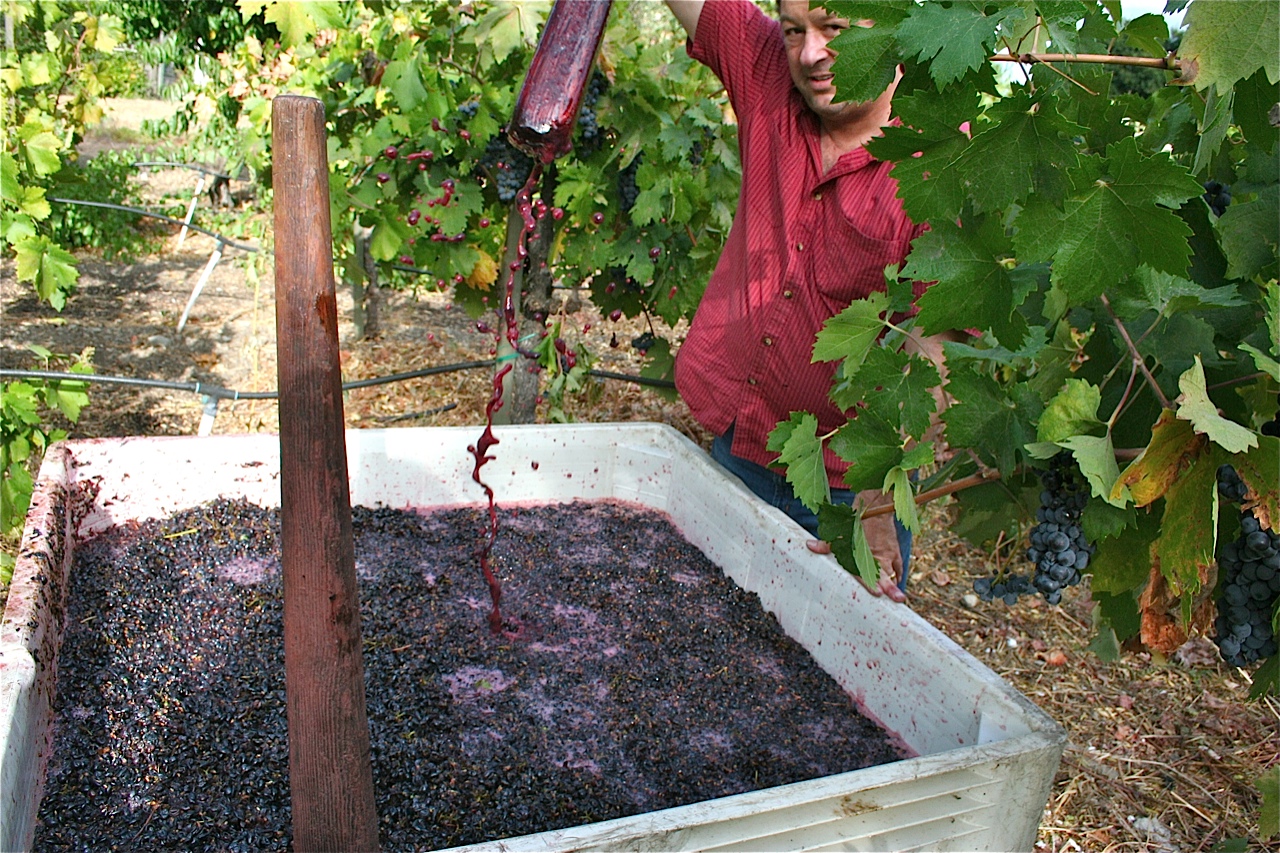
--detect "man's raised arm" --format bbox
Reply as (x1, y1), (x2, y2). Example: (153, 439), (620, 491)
(664, 0), (705, 41)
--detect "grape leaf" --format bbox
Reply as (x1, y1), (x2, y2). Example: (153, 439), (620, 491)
(1091, 588), (1142, 644)
(1154, 453), (1218, 597)
(866, 89), (974, 222)
(885, 466), (919, 534)
(1217, 183), (1280, 281)
(1030, 1), (1093, 55)
(816, 501), (860, 581)
(369, 216), (410, 262)
(905, 216), (1032, 348)
(836, 347), (940, 438)
(896, 1), (1016, 88)
(1081, 500), (1135, 543)
(1039, 140), (1202, 302)
(850, 511), (880, 587)
(1111, 265), (1245, 320)
(1233, 436), (1280, 533)
(823, 1), (911, 28)
(1179, 0), (1279, 92)
(767, 412), (829, 513)
(830, 411), (903, 493)
(1119, 14), (1169, 58)
(19, 128), (61, 177)
(827, 24), (900, 105)
(1086, 625), (1121, 662)
(1090, 510), (1159, 594)
(1037, 378), (1102, 443)
(1175, 356), (1258, 454)
(383, 59), (429, 111)
(1241, 344), (1280, 382)
(1113, 409), (1206, 507)
(1192, 85), (1233, 177)
(1259, 282), (1280, 358)
(1250, 655), (1280, 702)
(13, 236), (77, 310)
(948, 91), (1083, 212)
(811, 291), (888, 366)
(1060, 433), (1126, 508)
(942, 369), (1040, 476)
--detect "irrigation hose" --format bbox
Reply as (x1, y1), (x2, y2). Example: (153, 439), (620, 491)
(46, 197), (261, 253)
(0, 361), (676, 402)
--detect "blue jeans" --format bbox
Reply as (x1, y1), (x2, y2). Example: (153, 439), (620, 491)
(711, 427), (912, 591)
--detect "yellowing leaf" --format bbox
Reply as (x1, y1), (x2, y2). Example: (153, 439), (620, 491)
(1175, 356), (1258, 454)
(1113, 410), (1207, 506)
(467, 248), (497, 291)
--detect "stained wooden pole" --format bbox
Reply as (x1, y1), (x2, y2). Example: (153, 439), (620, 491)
(271, 94), (380, 852)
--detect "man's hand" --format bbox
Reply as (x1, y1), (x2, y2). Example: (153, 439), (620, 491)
(806, 489), (906, 603)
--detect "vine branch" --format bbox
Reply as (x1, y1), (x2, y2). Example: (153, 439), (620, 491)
(1100, 294), (1172, 410)
(989, 51), (1184, 72)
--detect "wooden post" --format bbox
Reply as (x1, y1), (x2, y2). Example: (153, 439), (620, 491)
(271, 94), (380, 853)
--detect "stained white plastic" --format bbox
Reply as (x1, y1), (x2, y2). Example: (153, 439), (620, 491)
(0, 424), (1065, 852)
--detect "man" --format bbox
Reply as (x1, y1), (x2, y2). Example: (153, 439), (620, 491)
(664, 0), (958, 603)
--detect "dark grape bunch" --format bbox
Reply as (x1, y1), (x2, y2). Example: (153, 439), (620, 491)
(617, 153), (641, 212)
(1213, 509), (1280, 667)
(478, 135), (534, 203)
(577, 70), (608, 143)
(457, 100), (480, 120)
(1203, 180), (1231, 217)
(1217, 463), (1249, 503)
(1025, 452), (1092, 605)
(972, 572), (1034, 605)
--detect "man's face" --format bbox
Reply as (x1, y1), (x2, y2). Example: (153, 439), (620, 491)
(779, 0), (854, 119)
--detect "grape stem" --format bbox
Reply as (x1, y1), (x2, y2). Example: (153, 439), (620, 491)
(1100, 294), (1172, 410)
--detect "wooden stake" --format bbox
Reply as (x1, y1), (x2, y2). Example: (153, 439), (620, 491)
(272, 94), (380, 853)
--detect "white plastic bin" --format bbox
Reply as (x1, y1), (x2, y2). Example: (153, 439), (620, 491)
(1, 423), (1065, 852)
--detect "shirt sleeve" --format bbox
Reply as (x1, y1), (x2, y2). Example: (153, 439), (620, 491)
(687, 0), (788, 121)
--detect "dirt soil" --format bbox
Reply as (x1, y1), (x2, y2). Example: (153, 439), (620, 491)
(2, 128), (1278, 851)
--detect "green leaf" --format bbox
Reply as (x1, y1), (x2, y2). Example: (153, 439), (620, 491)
(1241, 344), (1280, 382)
(833, 347), (939, 438)
(261, 1), (343, 47)
(767, 412), (829, 513)
(1111, 265), (1245, 320)
(1179, 0), (1279, 92)
(1086, 625), (1121, 662)
(369, 217), (410, 262)
(1037, 379), (1102, 443)
(1217, 183), (1280, 281)
(1249, 654), (1280, 702)
(1089, 511), (1159, 594)
(1060, 433), (1125, 507)
(1092, 588), (1142, 642)
(1023, 140), (1202, 302)
(886, 466), (919, 534)
(13, 236), (77, 310)
(896, 1), (1016, 88)
(1259, 765), (1280, 838)
(1081, 500), (1135, 543)
(948, 91), (1083, 212)
(811, 291), (889, 366)
(830, 412), (903, 493)
(851, 511), (880, 587)
(21, 129), (61, 177)
(826, 24), (900, 105)
(905, 216), (1032, 348)
(383, 59), (429, 111)
(1119, 14), (1169, 58)
(944, 370), (1040, 476)
(18, 186), (50, 221)
(816, 501), (857, 576)
(867, 88), (975, 223)
(1154, 453), (1218, 597)
(1176, 356), (1258, 454)
(1192, 85), (1233, 177)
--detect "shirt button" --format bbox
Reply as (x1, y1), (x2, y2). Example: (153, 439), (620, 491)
(762, 336), (773, 346)
(796, 242), (804, 252)
(783, 289), (794, 299)
(747, 377), (758, 386)
(812, 192), (822, 201)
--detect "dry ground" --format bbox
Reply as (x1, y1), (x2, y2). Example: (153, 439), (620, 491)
(1, 117), (1277, 852)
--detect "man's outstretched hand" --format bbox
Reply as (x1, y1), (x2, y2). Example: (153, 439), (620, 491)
(806, 502), (906, 603)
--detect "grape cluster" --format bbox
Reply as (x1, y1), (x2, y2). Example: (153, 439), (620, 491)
(1261, 391), (1280, 438)
(1025, 453), (1092, 605)
(457, 100), (480, 120)
(617, 153), (642, 212)
(1217, 463), (1249, 502)
(1213, 508), (1280, 667)
(1203, 180), (1232, 217)
(972, 572), (1034, 605)
(577, 70), (608, 143)
(478, 135), (534, 203)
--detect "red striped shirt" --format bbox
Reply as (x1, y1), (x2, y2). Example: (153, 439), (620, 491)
(674, 0), (927, 488)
